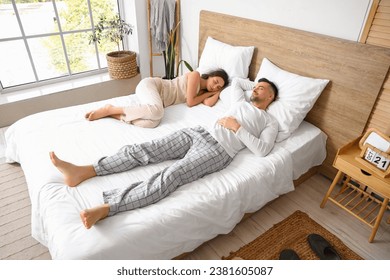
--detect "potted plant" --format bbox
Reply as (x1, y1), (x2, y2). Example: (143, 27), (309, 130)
(163, 22), (193, 79)
(89, 14), (138, 79)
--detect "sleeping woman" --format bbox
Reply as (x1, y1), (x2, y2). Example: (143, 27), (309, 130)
(85, 69), (229, 128)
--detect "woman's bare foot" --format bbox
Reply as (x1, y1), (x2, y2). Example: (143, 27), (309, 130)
(85, 104), (122, 121)
(85, 104), (112, 121)
(80, 204), (110, 229)
(49, 152), (96, 187)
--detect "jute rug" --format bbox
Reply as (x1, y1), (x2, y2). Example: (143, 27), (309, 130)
(224, 210), (363, 260)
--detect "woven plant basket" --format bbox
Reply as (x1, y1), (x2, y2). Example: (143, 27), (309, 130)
(106, 50), (138, 79)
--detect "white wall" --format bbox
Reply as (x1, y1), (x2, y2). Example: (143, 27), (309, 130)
(131, 0), (372, 78)
(123, 0), (140, 55)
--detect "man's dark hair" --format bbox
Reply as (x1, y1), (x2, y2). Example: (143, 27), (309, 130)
(257, 77), (278, 101)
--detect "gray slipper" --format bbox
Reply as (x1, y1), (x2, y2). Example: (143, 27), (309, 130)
(279, 249), (300, 260)
(308, 233), (341, 260)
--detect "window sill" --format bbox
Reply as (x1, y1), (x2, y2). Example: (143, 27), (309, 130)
(0, 73), (111, 106)
(0, 73), (141, 127)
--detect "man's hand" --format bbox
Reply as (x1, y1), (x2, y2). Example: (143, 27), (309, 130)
(217, 116), (241, 133)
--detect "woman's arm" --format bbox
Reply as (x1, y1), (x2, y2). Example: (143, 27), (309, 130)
(202, 90), (221, 107)
(186, 71), (215, 107)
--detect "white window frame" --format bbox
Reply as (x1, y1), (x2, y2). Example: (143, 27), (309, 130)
(0, 0), (126, 94)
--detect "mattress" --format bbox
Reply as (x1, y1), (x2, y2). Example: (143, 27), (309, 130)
(5, 94), (327, 259)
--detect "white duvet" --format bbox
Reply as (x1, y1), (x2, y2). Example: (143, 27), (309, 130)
(5, 94), (326, 259)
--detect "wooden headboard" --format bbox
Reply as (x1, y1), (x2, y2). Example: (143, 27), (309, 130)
(198, 10), (390, 178)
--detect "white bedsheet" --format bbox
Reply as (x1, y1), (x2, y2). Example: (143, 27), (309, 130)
(5, 94), (326, 259)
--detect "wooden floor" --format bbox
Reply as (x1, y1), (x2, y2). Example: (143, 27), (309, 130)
(183, 173), (390, 260)
(1, 127), (389, 260)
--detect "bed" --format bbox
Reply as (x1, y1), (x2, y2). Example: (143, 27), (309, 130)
(5, 11), (390, 259)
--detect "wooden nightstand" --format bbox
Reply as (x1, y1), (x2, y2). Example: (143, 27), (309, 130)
(320, 137), (390, 242)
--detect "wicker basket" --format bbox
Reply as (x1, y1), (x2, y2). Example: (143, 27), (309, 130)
(106, 51), (138, 79)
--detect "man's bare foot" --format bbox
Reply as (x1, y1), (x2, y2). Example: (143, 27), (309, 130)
(85, 104), (113, 121)
(49, 152), (96, 187)
(80, 204), (110, 229)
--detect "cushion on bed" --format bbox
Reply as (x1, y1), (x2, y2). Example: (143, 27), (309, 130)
(256, 58), (329, 142)
(197, 36), (254, 80)
(218, 80), (251, 105)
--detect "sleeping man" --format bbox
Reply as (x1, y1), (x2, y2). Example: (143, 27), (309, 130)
(50, 77), (279, 229)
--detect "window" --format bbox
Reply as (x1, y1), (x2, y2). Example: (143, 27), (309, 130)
(0, 0), (123, 92)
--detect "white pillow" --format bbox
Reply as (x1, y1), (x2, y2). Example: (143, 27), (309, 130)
(256, 58), (329, 142)
(219, 85), (232, 105)
(198, 37), (254, 80)
(219, 84), (252, 105)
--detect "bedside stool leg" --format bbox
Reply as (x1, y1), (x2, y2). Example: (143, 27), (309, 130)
(321, 170), (343, 208)
(369, 197), (389, 243)
(340, 175), (351, 192)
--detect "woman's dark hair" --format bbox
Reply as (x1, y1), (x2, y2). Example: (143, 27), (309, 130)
(201, 69), (229, 89)
(257, 77), (278, 101)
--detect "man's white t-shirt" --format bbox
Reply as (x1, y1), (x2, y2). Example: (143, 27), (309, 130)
(209, 78), (279, 158)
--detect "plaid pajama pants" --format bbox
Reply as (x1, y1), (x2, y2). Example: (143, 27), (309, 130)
(93, 126), (233, 217)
